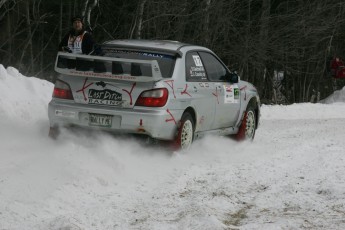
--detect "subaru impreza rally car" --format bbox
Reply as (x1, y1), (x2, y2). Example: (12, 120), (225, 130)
(48, 39), (260, 149)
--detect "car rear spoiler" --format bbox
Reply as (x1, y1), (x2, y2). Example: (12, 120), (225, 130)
(54, 52), (163, 82)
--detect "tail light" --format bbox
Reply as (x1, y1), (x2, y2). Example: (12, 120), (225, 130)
(52, 79), (74, 100)
(135, 88), (169, 107)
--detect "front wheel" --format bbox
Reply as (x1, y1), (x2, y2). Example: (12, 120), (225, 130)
(174, 112), (194, 150)
(236, 105), (256, 141)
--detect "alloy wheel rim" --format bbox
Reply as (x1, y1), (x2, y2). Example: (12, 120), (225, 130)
(181, 120), (193, 149)
(245, 111), (255, 139)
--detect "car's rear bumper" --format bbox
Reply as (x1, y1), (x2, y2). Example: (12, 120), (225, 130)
(48, 99), (182, 140)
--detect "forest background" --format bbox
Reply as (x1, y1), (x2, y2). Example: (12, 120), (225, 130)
(1, 0), (345, 104)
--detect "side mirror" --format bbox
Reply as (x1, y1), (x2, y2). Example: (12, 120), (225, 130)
(228, 72), (239, 83)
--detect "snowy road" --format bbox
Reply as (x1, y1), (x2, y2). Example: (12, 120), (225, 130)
(1, 65), (345, 229)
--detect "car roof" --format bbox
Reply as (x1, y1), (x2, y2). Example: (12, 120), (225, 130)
(102, 39), (207, 57)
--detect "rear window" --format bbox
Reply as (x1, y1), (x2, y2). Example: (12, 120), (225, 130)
(100, 48), (176, 78)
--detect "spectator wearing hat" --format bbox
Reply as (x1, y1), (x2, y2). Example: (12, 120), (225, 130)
(58, 16), (94, 54)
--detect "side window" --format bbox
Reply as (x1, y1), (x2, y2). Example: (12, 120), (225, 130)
(185, 52), (207, 82)
(198, 52), (228, 82)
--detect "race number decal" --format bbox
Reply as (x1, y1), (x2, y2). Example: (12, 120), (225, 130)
(192, 55), (203, 67)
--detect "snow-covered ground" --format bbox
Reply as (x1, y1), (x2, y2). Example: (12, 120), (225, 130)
(1, 64), (345, 230)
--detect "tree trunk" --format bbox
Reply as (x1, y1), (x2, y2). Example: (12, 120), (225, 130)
(81, 0), (90, 17)
(20, 0), (34, 73)
(58, 0), (63, 45)
(136, 0), (147, 39)
(6, 5), (12, 64)
(27, 1), (34, 70)
(85, 0), (98, 26)
(257, 0), (271, 98)
(204, 0), (212, 44)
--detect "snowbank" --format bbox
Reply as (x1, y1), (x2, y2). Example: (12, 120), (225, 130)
(261, 86), (345, 120)
(0, 64), (53, 124)
(261, 102), (345, 120)
(320, 86), (345, 104)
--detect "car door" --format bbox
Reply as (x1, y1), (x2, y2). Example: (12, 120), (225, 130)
(185, 51), (216, 132)
(198, 51), (240, 129)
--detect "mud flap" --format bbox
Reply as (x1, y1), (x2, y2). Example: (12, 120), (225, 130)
(235, 112), (247, 141)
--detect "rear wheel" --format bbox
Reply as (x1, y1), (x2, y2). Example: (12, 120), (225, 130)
(236, 105), (256, 141)
(174, 112), (194, 150)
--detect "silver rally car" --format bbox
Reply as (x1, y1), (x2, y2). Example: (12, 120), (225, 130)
(48, 40), (260, 149)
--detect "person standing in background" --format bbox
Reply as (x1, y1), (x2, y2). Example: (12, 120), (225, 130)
(58, 16), (94, 54)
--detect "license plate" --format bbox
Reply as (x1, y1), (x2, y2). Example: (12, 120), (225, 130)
(89, 113), (113, 127)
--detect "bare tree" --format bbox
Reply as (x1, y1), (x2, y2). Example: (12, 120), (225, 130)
(19, 0), (34, 72)
(81, 0), (98, 26)
(136, 0), (147, 39)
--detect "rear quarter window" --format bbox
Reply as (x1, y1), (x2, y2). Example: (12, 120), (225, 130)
(185, 52), (207, 82)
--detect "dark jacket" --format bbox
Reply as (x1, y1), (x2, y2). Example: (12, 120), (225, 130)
(58, 29), (94, 54)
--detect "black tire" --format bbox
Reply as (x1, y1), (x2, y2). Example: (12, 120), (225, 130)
(174, 112), (195, 150)
(236, 105), (256, 141)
